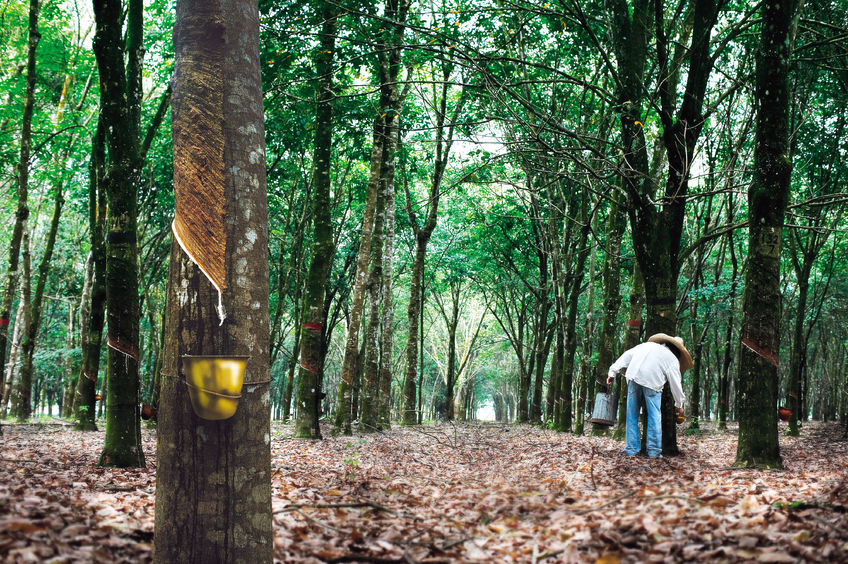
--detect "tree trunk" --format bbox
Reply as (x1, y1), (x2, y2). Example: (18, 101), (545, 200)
(402, 233), (428, 425)
(734, 0), (799, 469)
(440, 284), (460, 421)
(92, 0), (144, 468)
(11, 233), (32, 420)
(378, 128), (399, 429)
(75, 123), (107, 431)
(787, 260), (811, 435)
(402, 65), (462, 426)
(2, 298), (25, 415)
(556, 187), (591, 432)
(153, 0), (272, 559)
(336, 120), (383, 435)
(359, 180), (386, 432)
(0, 0), (39, 397)
(16, 179), (65, 421)
(293, 3), (338, 439)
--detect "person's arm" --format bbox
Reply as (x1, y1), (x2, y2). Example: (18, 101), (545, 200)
(606, 347), (635, 385)
(667, 367), (686, 409)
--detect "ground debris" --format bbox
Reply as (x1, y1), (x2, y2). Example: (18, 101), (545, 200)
(1, 420), (846, 563)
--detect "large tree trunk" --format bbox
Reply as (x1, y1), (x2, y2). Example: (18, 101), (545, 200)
(293, 3), (337, 439)
(735, 0), (800, 469)
(0, 0), (39, 398)
(153, 0), (272, 560)
(93, 0), (144, 468)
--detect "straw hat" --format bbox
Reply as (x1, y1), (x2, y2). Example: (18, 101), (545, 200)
(648, 333), (694, 371)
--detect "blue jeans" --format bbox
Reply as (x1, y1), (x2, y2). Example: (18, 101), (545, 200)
(625, 380), (662, 457)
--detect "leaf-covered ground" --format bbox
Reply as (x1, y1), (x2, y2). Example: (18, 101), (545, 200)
(1, 420), (847, 563)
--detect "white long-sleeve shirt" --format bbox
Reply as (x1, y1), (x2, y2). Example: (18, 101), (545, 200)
(608, 342), (686, 409)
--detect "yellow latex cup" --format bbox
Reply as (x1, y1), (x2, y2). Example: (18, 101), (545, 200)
(182, 356), (248, 420)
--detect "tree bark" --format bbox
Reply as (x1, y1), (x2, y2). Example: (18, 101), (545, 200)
(294, 3), (338, 439)
(16, 180), (65, 421)
(359, 172), (386, 432)
(378, 123), (399, 429)
(11, 233), (31, 420)
(93, 0), (144, 468)
(75, 123), (107, 431)
(0, 0), (39, 398)
(336, 121), (383, 434)
(734, 0), (800, 469)
(402, 65), (463, 426)
(153, 0), (272, 560)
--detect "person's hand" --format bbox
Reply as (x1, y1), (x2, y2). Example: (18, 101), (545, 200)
(606, 373), (615, 386)
(676, 407), (684, 417)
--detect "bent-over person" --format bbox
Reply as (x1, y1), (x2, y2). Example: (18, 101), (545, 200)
(606, 333), (693, 458)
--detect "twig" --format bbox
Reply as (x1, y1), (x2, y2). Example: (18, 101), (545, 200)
(575, 490), (635, 515)
(439, 537), (470, 551)
(589, 446), (597, 490)
(538, 547), (568, 561)
(100, 484), (136, 492)
(643, 494), (707, 505)
(275, 501), (401, 515)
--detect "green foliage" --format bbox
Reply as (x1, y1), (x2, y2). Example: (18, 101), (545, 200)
(1, 0), (847, 428)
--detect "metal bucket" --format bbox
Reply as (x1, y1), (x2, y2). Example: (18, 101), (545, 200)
(590, 392), (618, 426)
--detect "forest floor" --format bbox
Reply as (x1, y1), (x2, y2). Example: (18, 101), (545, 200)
(1, 419), (847, 563)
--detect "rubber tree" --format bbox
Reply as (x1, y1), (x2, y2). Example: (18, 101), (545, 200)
(153, 0), (272, 560)
(401, 58), (466, 426)
(73, 124), (107, 430)
(0, 0), (39, 403)
(734, 0), (803, 469)
(293, 2), (338, 440)
(92, 0), (145, 467)
(604, 0), (722, 455)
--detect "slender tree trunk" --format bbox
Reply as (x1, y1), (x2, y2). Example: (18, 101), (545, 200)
(359, 178), (386, 432)
(378, 129), (399, 429)
(0, 0), (39, 395)
(336, 121), (383, 435)
(402, 66), (462, 426)
(735, 0), (800, 469)
(440, 284), (460, 421)
(598, 188), (626, 438)
(294, 3), (338, 439)
(557, 187), (591, 432)
(530, 255), (548, 425)
(75, 123), (107, 431)
(154, 0), (272, 559)
(787, 266), (811, 435)
(2, 299), (25, 415)
(16, 180), (65, 421)
(11, 233), (32, 420)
